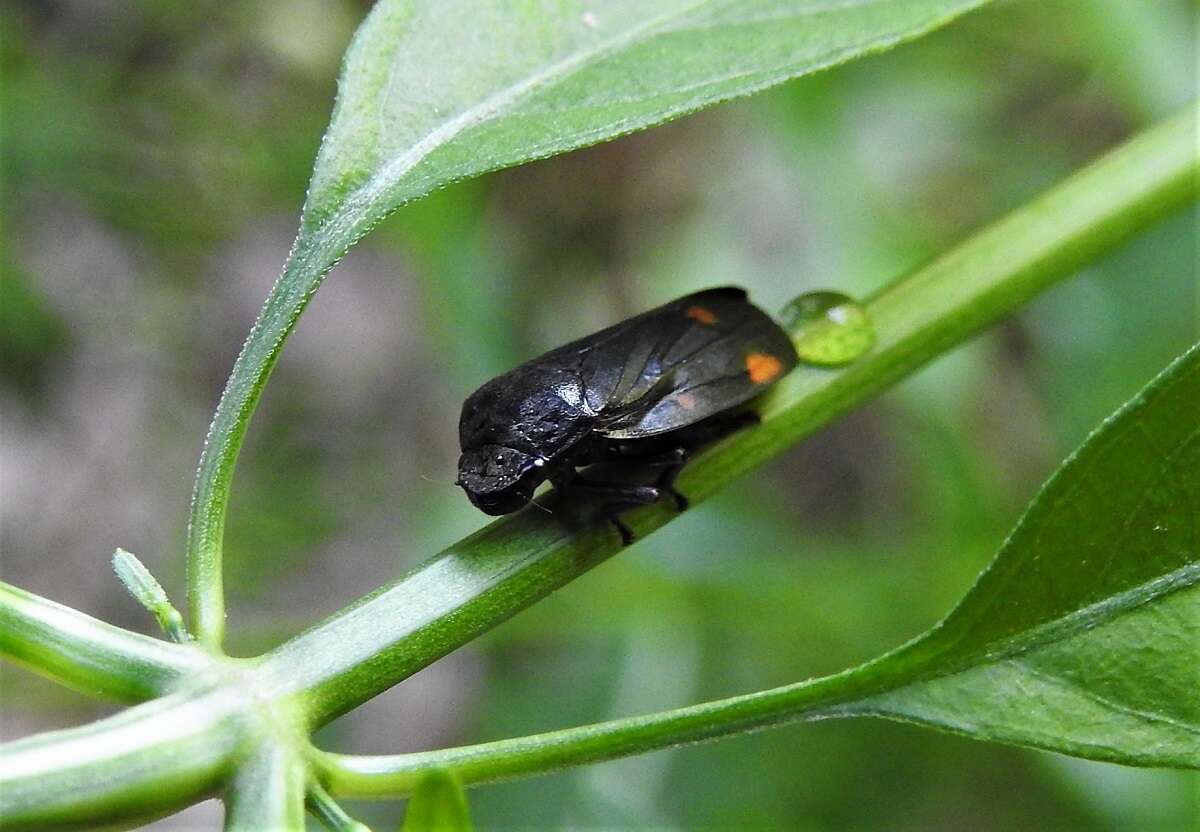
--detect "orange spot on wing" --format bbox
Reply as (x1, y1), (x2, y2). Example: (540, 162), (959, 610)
(745, 352), (784, 384)
(685, 305), (718, 325)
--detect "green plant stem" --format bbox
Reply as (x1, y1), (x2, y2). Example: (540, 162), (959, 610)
(225, 742), (308, 831)
(308, 781), (373, 832)
(184, 237), (320, 650)
(184, 0), (1003, 652)
(310, 560), (1200, 797)
(311, 674), (856, 798)
(0, 581), (209, 702)
(264, 105), (1198, 728)
(0, 686), (243, 829)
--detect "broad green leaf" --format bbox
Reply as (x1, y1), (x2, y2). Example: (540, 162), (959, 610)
(858, 583), (1199, 766)
(187, 0), (993, 645)
(303, 0), (989, 233)
(847, 342), (1200, 766)
(402, 770), (473, 832)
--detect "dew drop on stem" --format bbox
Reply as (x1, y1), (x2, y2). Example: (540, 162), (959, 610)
(781, 291), (875, 367)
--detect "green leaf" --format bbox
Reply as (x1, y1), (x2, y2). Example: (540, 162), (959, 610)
(850, 341), (1200, 766)
(304, 0), (988, 232)
(185, 0), (991, 648)
(401, 770), (472, 832)
(112, 549), (190, 644)
(857, 581), (1199, 765)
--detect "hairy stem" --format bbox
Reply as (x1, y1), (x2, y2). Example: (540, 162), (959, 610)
(184, 234), (328, 649)
(0, 581), (209, 703)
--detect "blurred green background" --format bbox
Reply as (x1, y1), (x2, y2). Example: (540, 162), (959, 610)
(2, 0), (1197, 829)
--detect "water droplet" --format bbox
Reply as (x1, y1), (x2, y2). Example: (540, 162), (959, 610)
(781, 291), (875, 367)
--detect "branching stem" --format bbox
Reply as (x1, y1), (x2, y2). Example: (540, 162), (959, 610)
(1, 105), (1194, 830)
(0, 581), (209, 703)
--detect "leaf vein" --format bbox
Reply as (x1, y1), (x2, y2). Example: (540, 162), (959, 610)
(1008, 659), (1200, 736)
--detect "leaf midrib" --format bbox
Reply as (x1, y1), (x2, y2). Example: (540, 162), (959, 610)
(310, 0), (711, 239)
(906, 377), (1200, 688)
(861, 561), (1200, 707)
(308, 0), (980, 243)
(1011, 659), (1200, 736)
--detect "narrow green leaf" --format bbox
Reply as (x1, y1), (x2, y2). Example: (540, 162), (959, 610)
(186, 0), (991, 648)
(850, 341), (1200, 766)
(401, 770), (472, 832)
(112, 549), (190, 643)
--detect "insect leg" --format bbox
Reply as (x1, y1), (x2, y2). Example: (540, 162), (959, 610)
(552, 469), (660, 545)
(606, 412), (761, 511)
(602, 446), (690, 510)
(582, 480), (663, 545)
(652, 447), (689, 511)
(663, 410), (761, 508)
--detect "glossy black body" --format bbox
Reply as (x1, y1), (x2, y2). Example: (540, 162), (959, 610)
(456, 286), (797, 537)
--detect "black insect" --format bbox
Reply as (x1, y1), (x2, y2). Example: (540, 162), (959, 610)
(456, 286), (798, 543)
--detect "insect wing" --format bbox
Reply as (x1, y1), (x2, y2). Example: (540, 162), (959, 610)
(595, 289), (797, 438)
(531, 286), (740, 411)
